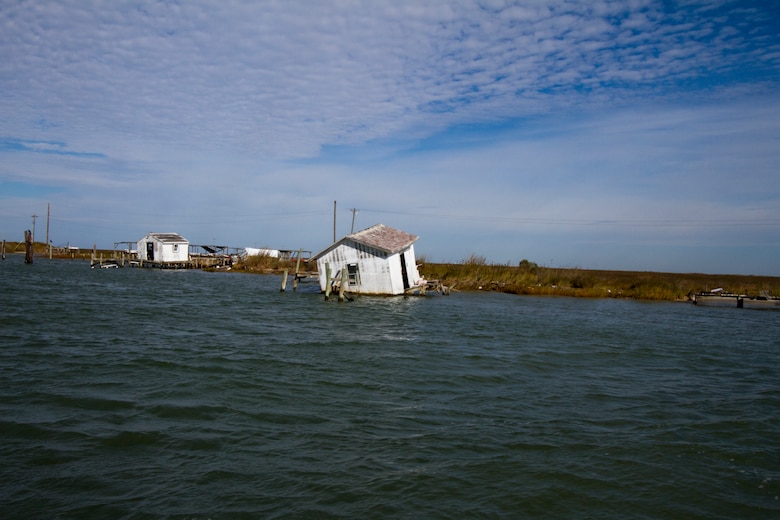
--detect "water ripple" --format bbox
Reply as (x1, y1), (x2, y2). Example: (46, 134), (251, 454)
(1, 257), (779, 517)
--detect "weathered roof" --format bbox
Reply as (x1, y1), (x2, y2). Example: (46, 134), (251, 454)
(143, 232), (189, 243)
(311, 223), (418, 260)
(349, 224), (418, 254)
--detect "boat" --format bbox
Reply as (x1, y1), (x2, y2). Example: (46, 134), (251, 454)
(741, 294), (780, 310)
(90, 259), (121, 269)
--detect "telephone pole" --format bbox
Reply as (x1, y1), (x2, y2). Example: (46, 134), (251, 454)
(31, 214), (38, 243)
(350, 208), (359, 233)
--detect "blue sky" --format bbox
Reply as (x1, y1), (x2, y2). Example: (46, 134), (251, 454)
(1, 0), (779, 275)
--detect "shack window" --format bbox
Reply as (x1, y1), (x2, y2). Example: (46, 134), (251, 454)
(173, 244), (179, 252)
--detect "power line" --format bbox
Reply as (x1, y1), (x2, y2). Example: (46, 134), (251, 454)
(356, 208), (780, 227)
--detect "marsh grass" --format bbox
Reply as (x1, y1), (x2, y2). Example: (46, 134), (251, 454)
(418, 259), (780, 301)
(231, 253), (301, 273)
(9, 241), (777, 301)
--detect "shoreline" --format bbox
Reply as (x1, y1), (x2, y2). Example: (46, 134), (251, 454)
(7, 248), (780, 302)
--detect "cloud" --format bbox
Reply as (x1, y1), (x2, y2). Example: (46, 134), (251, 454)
(0, 0), (778, 274)
(0, 138), (104, 157)
(2, 0), (777, 158)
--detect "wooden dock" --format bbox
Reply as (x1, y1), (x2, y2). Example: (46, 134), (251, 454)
(90, 250), (233, 270)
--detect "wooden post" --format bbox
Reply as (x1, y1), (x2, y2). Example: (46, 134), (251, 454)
(46, 203), (51, 260)
(24, 230), (33, 263)
(1, 239), (5, 260)
(280, 269), (288, 292)
(324, 263), (332, 300)
(338, 268), (347, 302)
(293, 249), (302, 291)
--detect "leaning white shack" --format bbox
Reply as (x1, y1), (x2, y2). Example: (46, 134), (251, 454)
(137, 232), (189, 263)
(311, 224), (424, 296)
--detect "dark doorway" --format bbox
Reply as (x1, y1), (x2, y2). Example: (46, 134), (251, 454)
(400, 253), (410, 289)
(146, 241), (155, 261)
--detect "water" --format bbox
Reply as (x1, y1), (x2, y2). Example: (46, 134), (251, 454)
(1, 256), (779, 518)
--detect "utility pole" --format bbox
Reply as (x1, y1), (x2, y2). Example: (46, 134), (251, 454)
(350, 208), (359, 233)
(31, 214), (38, 243)
(333, 200), (337, 243)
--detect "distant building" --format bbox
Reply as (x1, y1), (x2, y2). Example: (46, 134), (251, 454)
(241, 247), (280, 259)
(311, 224), (424, 296)
(137, 232), (189, 264)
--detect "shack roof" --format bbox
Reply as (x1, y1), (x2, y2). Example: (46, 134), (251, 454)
(350, 224), (418, 254)
(311, 224), (419, 260)
(143, 232), (189, 243)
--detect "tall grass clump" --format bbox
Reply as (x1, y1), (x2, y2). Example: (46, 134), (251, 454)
(233, 253), (300, 273)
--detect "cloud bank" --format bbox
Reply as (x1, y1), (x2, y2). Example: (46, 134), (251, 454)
(1, 0), (779, 274)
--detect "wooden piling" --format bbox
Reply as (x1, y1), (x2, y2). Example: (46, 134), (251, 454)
(324, 263), (332, 300)
(280, 269), (288, 292)
(24, 230), (33, 264)
(1, 239), (5, 260)
(293, 248), (302, 291)
(338, 269), (347, 302)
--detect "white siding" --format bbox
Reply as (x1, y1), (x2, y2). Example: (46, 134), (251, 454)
(315, 241), (421, 296)
(137, 234), (189, 263)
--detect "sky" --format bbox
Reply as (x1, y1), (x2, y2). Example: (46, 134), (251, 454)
(1, 0), (779, 275)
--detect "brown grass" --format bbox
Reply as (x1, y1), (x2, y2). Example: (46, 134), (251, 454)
(230, 253), (305, 274)
(417, 259), (780, 301)
(9, 242), (777, 301)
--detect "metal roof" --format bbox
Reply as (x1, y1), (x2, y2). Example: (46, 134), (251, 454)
(144, 232), (189, 243)
(348, 224), (418, 254)
(311, 224), (418, 260)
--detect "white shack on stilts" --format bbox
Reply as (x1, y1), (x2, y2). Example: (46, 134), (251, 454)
(137, 232), (189, 266)
(311, 224), (426, 296)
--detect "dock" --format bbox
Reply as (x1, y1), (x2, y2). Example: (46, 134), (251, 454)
(90, 246), (234, 270)
(693, 291), (780, 309)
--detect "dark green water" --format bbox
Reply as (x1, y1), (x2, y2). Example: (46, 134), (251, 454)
(1, 256), (778, 518)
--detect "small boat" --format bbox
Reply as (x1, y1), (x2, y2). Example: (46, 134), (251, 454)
(90, 260), (121, 269)
(741, 294), (780, 310)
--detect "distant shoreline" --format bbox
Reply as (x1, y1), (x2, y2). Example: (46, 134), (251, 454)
(6, 245), (779, 302)
(413, 262), (780, 302)
(232, 254), (780, 302)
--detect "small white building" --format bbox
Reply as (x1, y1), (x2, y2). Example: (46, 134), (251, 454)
(137, 232), (189, 264)
(241, 247), (280, 259)
(311, 224), (424, 296)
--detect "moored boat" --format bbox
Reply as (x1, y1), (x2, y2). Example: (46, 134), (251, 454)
(741, 295), (780, 310)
